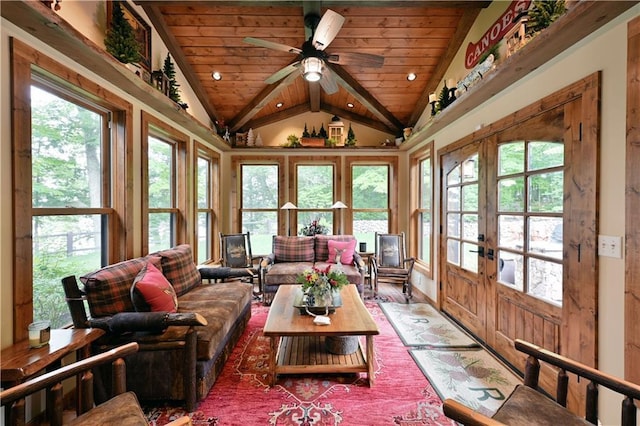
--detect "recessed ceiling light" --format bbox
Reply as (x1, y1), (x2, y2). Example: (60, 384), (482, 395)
(211, 71), (222, 81)
(407, 73), (417, 81)
(276, 102), (283, 108)
(347, 103), (354, 108)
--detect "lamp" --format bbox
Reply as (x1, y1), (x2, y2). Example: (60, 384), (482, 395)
(302, 57), (323, 82)
(429, 93), (437, 116)
(281, 202), (297, 236)
(331, 201), (347, 235)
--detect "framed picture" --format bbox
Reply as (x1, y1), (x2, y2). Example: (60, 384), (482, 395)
(106, 0), (152, 71)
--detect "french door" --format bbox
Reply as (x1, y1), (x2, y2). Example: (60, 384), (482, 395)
(439, 87), (598, 413)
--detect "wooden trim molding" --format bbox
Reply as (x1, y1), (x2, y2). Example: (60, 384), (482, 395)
(625, 14), (640, 385)
(10, 38), (133, 341)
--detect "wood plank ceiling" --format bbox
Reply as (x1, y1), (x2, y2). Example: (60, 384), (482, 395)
(138, 1), (490, 136)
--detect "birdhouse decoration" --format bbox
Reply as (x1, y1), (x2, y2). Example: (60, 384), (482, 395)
(328, 115), (345, 146)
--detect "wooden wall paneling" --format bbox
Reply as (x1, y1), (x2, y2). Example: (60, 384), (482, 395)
(625, 15), (640, 385)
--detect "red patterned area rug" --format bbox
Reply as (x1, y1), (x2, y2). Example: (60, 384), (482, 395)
(145, 301), (454, 426)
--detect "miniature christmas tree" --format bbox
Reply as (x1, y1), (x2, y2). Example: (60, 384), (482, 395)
(105, 1), (142, 64)
(163, 53), (188, 109)
(345, 124), (357, 146)
(318, 124), (328, 139)
(311, 126), (317, 137)
(247, 128), (255, 146)
(302, 123), (310, 138)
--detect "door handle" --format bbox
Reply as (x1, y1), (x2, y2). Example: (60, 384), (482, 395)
(487, 248), (494, 260)
(469, 247), (484, 257)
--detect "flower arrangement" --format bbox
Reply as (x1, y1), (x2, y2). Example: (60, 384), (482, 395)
(296, 265), (350, 301)
(300, 219), (327, 236)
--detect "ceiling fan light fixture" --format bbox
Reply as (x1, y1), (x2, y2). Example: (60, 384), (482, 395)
(302, 57), (323, 82)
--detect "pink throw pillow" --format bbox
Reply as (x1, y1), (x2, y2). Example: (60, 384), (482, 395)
(327, 239), (356, 264)
(131, 262), (178, 312)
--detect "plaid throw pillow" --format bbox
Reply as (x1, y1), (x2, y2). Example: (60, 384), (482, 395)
(273, 236), (315, 262)
(150, 245), (201, 296)
(81, 256), (163, 317)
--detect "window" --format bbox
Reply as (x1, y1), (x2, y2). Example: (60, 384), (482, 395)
(12, 39), (131, 338)
(30, 84), (111, 328)
(296, 164), (335, 234)
(411, 146), (433, 274)
(496, 140), (564, 304)
(347, 157), (398, 250)
(142, 112), (188, 253)
(240, 164), (280, 254)
(195, 145), (219, 264)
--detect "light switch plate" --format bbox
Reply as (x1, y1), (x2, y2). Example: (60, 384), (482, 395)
(598, 235), (622, 258)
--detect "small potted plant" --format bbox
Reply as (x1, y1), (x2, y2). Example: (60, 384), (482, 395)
(285, 134), (301, 147)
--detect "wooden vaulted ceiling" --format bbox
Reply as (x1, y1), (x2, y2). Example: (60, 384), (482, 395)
(137, 1), (490, 135)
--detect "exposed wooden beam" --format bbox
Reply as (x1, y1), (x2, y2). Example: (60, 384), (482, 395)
(228, 71), (299, 131)
(245, 103), (310, 129)
(309, 81), (321, 112)
(408, 7), (482, 127)
(139, 4), (221, 125)
(320, 104), (395, 134)
(328, 63), (403, 133)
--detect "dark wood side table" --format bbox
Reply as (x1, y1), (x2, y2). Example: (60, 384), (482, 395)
(358, 252), (374, 296)
(1, 328), (105, 425)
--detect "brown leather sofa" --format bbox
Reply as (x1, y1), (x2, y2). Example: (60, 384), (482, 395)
(63, 245), (252, 411)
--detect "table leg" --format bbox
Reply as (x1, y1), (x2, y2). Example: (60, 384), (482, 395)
(366, 335), (375, 386)
(269, 335), (278, 386)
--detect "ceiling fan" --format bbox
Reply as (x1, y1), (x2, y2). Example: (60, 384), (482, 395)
(243, 9), (384, 94)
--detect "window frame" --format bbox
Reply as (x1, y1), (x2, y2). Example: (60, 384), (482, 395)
(345, 156), (399, 238)
(410, 143), (434, 277)
(11, 39), (132, 340)
(194, 142), (219, 264)
(289, 156), (341, 235)
(232, 155), (285, 239)
(141, 111), (189, 254)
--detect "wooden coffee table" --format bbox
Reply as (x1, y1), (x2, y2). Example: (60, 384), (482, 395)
(263, 284), (379, 386)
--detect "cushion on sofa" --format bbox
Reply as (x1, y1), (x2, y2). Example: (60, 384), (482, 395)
(263, 262), (314, 285)
(177, 281), (253, 360)
(130, 262), (178, 313)
(314, 235), (356, 263)
(327, 239), (356, 264)
(81, 256), (163, 317)
(273, 236), (315, 262)
(150, 245), (201, 296)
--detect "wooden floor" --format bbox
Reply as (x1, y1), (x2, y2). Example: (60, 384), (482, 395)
(362, 281), (430, 304)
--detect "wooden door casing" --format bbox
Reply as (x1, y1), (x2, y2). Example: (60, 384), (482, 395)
(438, 73), (600, 417)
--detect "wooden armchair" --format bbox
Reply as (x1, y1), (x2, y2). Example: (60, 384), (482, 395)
(443, 339), (640, 426)
(0, 342), (190, 426)
(371, 232), (415, 302)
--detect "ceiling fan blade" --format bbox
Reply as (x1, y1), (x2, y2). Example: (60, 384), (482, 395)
(327, 52), (385, 68)
(265, 62), (300, 84)
(312, 9), (345, 51)
(319, 67), (338, 95)
(243, 37), (301, 55)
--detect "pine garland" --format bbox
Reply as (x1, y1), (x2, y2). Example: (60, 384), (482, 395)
(105, 1), (142, 64)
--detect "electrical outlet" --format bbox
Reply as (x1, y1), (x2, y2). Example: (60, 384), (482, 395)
(598, 235), (622, 258)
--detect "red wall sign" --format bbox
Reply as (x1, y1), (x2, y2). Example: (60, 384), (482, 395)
(465, 0), (532, 69)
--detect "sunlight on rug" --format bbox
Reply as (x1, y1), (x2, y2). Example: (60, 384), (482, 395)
(146, 300), (456, 425)
(410, 348), (523, 418)
(379, 302), (479, 348)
